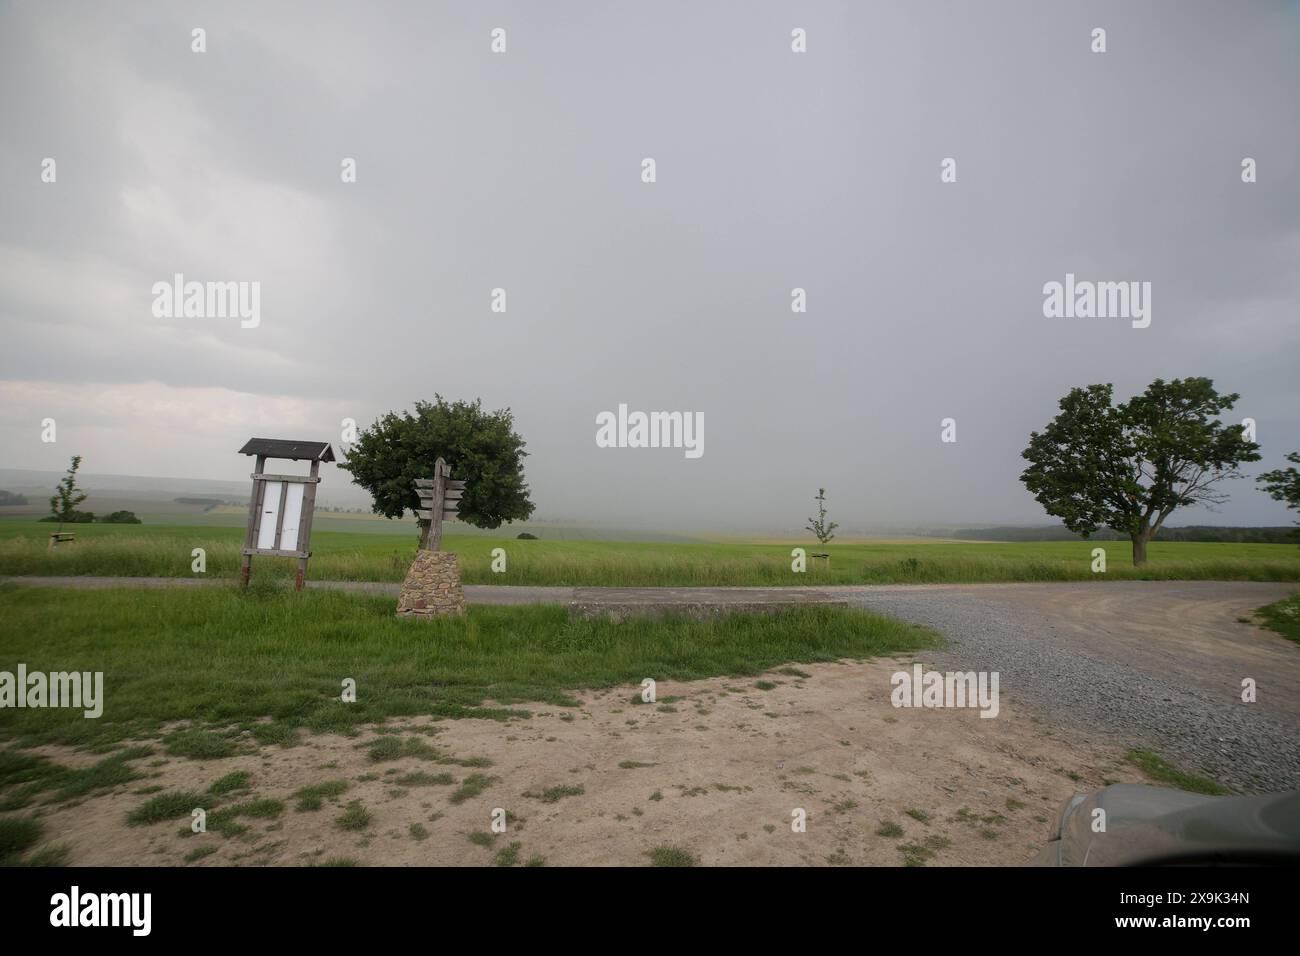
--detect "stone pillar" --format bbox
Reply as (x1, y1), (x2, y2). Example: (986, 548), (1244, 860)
(396, 551), (466, 617)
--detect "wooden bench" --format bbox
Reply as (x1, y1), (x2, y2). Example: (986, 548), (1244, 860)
(47, 532), (76, 551)
(810, 551), (830, 567)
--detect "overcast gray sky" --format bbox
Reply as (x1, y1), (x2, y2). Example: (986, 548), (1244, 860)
(1, 1), (1297, 532)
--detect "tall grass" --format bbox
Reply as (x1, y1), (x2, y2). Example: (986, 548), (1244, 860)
(0, 519), (1296, 586)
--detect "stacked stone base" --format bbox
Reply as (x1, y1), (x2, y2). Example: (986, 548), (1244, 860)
(396, 551), (465, 617)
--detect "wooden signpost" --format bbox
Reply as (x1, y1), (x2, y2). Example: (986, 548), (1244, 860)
(415, 457), (467, 552)
(397, 457), (469, 617)
(237, 438), (334, 591)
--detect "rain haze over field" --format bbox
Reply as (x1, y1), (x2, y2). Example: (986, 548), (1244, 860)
(1, 1), (1297, 532)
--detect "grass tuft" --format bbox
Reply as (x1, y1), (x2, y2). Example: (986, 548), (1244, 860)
(335, 800), (371, 831)
(528, 784), (584, 803)
(647, 844), (698, 867)
(164, 729), (241, 761)
(1125, 749), (1230, 795)
(292, 780), (349, 812)
(207, 771), (252, 796)
(448, 773), (496, 805)
(127, 790), (206, 826)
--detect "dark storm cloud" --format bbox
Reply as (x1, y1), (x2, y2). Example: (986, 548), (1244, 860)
(1, 1), (1297, 530)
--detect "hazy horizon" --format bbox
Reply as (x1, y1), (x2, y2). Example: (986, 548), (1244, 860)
(3, 1), (1297, 532)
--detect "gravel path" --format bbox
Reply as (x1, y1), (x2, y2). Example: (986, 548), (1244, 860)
(846, 582), (1300, 794)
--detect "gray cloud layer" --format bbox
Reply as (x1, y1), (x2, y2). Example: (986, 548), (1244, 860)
(2, 1), (1297, 531)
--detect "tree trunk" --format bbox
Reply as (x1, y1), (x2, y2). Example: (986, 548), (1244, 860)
(1130, 531), (1149, 567)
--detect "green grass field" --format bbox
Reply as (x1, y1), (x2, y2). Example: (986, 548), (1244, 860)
(0, 585), (938, 755)
(0, 517), (1297, 585)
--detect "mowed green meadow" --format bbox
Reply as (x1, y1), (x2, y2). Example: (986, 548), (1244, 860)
(0, 586), (939, 750)
(0, 517), (1297, 585)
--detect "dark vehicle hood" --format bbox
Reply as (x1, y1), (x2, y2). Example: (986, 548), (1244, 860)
(1030, 784), (1300, 866)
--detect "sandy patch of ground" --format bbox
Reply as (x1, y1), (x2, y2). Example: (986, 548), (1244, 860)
(26, 655), (1146, 867)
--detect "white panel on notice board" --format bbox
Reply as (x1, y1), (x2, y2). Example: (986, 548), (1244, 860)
(257, 481), (283, 550)
(279, 482), (305, 551)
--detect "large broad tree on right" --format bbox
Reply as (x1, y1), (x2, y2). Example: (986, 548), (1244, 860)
(1020, 378), (1259, 566)
(1257, 452), (1300, 530)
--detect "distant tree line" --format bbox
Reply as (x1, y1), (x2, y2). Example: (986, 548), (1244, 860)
(0, 490), (29, 506)
(173, 497), (230, 510)
(929, 525), (1298, 544)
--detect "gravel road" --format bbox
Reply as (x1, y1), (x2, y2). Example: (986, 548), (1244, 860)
(847, 581), (1300, 793)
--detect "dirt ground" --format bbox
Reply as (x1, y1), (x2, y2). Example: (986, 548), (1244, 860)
(29, 652), (1149, 867)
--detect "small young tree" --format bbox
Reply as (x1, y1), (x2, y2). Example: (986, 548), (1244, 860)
(806, 488), (839, 545)
(44, 456), (93, 527)
(1258, 452), (1300, 530)
(1021, 378), (1259, 566)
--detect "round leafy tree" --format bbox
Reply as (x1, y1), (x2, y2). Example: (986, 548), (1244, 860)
(1258, 452), (1300, 530)
(1020, 378), (1259, 566)
(340, 396), (535, 532)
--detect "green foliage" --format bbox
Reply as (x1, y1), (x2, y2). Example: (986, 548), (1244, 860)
(339, 396), (534, 530)
(126, 790), (206, 826)
(449, 773), (497, 804)
(493, 841), (522, 866)
(0, 746), (151, 809)
(1021, 379), (1260, 562)
(529, 783), (584, 803)
(99, 511), (142, 524)
(335, 800), (371, 831)
(0, 491), (28, 507)
(164, 729), (241, 760)
(1258, 452), (1300, 525)
(1255, 592), (1300, 646)
(931, 524), (1299, 543)
(47, 456), (89, 526)
(805, 488), (838, 545)
(206, 771), (252, 796)
(0, 815), (44, 860)
(292, 780), (350, 811)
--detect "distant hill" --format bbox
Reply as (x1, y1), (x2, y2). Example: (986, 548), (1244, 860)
(0, 468), (372, 511)
(173, 497), (233, 510)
